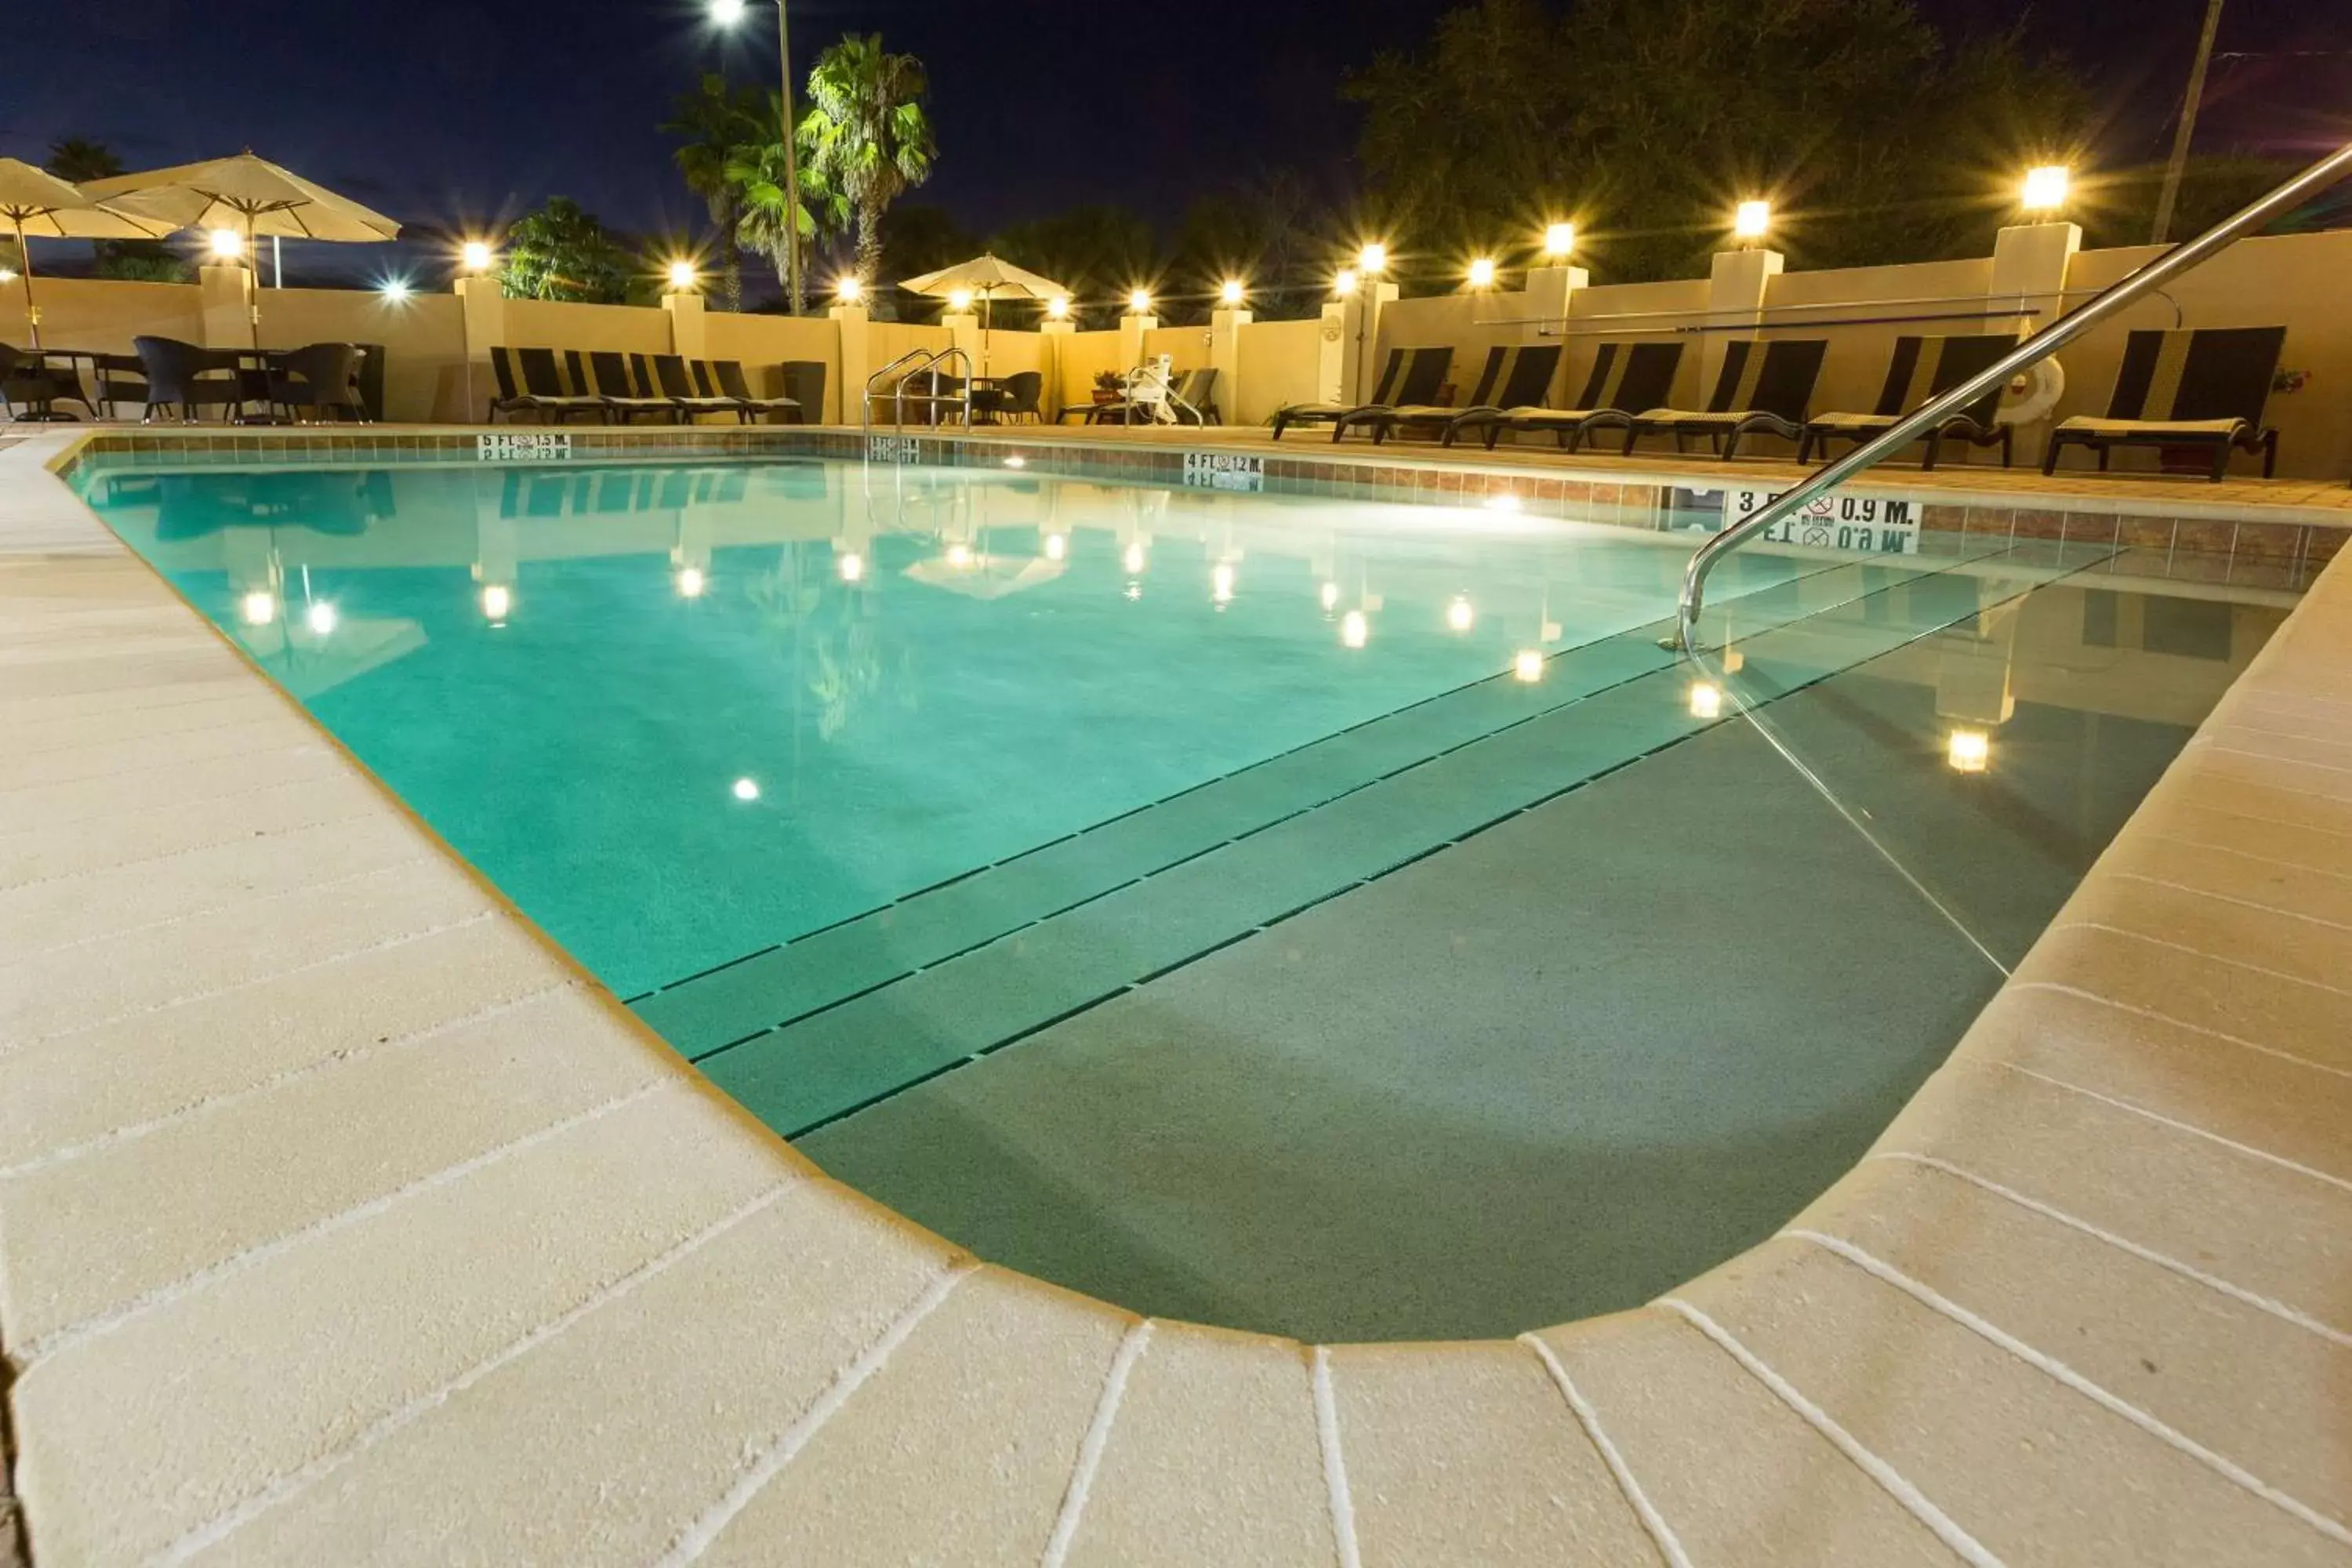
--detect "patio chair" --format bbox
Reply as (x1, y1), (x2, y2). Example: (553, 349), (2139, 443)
(0, 344), (96, 421)
(1173, 367), (1220, 424)
(1608, 338), (1828, 459)
(2042, 325), (2285, 482)
(1799, 334), (2019, 470)
(779, 361), (826, 423)
(710, 360), (799, 423)
(488, 347), (607, 423)
(652, 354), (747, 422)
(266, 342), (366, 424)
(92, 352), (149, 419)
(1353, 344), (1562, 445)
(132, 336), (252, 422)
(1274, 347), (1454, 441)
(992, 369), (1044, 424)
(1447, 341), (1685, 451)
(586, 352), (679, 423)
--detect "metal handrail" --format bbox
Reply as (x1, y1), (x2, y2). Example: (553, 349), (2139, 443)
(859, 347), (975, 433)
(1675, 138), (2352, 654)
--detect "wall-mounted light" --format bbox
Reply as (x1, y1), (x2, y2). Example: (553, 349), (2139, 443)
(836, 275), (864, 303)
(947, 287), (974, 313)
(460, 240), (494, 274)
(1467, 256), (1497, 289)
(1219, 278), (1245, 307)
(209, 228), (244, 261)
(1333, 268), (1359, 298)
(1046, 294), (1070, 319)
(1358, 241), (1388, 274)
(1543, 222), (1575, 259)
(2021, 165), (2071, 214)
(1127, 288), (1151, 314)
(1733, 201), (1771, 242)
(379, 278), (412, 303)
(666, 259), (699, 292)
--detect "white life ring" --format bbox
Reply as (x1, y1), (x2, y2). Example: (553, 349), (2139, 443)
(1997, 359), (2066, 426)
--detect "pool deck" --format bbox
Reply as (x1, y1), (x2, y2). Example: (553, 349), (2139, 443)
(3, 424), (2350, 1565)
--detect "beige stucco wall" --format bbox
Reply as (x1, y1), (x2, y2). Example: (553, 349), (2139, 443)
(1, 276), (205, 357)
(702, 314), (844, 420)
(1232, 318), (1330, 426)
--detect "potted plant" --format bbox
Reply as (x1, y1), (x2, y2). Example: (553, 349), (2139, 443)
(1092, 369), (1123, 405)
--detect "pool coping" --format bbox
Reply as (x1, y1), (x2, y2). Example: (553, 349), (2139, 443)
(4, 426), (2349, 1563)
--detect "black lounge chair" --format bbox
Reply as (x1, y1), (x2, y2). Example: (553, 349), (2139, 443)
(488, 347), (608, 423)
(2042, 325), (2284, 482)
(1800, 334), (2019, 470)
(586, 352), (679, 423)
(1609, 338), (1828, 459)
(1352, 344), (1564, 445)
(266, 342), (367, 424)
(710, 360), (799, 423)
(0, 345), (96, 421)
(1272, 347), (1452, 440)
(652, 354), (746, 422)
(132, 336), (253, 422)
(1449, 341), (1686, 452)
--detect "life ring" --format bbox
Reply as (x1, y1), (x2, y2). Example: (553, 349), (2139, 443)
(1997, 358), (2066, 426)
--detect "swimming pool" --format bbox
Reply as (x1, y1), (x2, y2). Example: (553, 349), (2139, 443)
(79, 454), (2291, 1340)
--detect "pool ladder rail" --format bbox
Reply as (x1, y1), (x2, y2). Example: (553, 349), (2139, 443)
(862, 346), (975, 434)
(1676, 135), (2352, 654)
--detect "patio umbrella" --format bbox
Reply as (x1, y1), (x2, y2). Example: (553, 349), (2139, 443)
(0, 158), (176, 349)
(84, 153), (401, 348)
(897, 253), (1071, 374)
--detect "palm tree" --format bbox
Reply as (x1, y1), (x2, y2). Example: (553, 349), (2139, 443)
(728, 90), (846, 310)
(800, 34), (936, 285)
(662, 74), (760, 311)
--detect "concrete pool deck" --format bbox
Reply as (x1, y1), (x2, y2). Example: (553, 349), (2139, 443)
(3, 425), (2350, 1564)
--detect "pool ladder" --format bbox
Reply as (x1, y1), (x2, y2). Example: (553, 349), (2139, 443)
(862, 347), (975, 435)
(1677, 136), (2352, 653)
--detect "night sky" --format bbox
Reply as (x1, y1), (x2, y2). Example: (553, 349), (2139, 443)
(10, 0), (2349, 284)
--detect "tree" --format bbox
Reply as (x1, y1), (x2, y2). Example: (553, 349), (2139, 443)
(1345, 0), (2100, 282)
(728, 89), (848, 310)
(662, 74), (761, 310)
(501, 197), (630, 303)
(42, 136), (193, 283)
(800, 34), (937, 284)
(990, 205), (1156, 326)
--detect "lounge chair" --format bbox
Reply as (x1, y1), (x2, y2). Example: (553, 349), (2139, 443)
(1272, 347), (1450, 441)
(652, 354), (747, 422)
(1349, 344), (1563, 445)
(1087, 355), (1181, 425)
(584, 352), (678, 423)
(488, 347), (607, 423)
(1799, 334), (2019, 469)
(779, 361), (827, 424)
(710, 361), (799, 423)
(1607, 338), (1828, 459)
(1446, 341), (1686, 452)
(2042, 325), (2284, 482)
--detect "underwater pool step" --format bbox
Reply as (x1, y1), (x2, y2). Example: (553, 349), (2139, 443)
(629, 554), (1944, 1060)
(699, 547), (2082, 1137)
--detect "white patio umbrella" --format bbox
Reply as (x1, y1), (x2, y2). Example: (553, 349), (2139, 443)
(897, 252), (1071, 375)
(84, 153), (401, 347)
(0, 158), (176, 349)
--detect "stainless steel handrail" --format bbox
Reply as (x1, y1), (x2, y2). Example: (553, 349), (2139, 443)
(892, 347), (974, 430)
(1675, 138), (2352, 653)
(861, 347), (936, 433)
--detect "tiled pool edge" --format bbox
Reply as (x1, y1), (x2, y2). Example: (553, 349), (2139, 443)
(5, 428), (2349, 1562)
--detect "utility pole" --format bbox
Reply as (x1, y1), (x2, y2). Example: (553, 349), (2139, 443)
(776, 0), (804, 314)
(2151, 0), (2226, 244)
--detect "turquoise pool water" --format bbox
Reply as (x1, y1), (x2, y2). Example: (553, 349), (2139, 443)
(82, 456), (2290, 1338)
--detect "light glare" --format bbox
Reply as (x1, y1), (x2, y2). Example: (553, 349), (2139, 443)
(710, 0), (748, 22)
(1319, 580), (1340, 611)
(1734, 201), (1770, 240)
(1340, 609), (1368, 649)
(239, 590), (276, 626)
(1211, 562), (1236, 603)
(1219, 278), (1244, 306)
(837, 551), (866, 583)
(731, 776), (760, 800)
(836, 275), (864, 303)
(2022, 165), (2071, 212)
(303, 601), (336, 635)
(1123, 541), (1147, 574)
(1543, 222), (1575, 257)
(1046, 295), (1070, 319)
(1333, 268), (1359, 298)
(1688, 681), (1723, 720)
(1127, 289), (1151, 313)
(676, 565), (706, 598)
(209, 228), (243, 260)
(1358, 241), (1387, 274)
(461, 241), (493, 273)
(1947, 728), (1991, 773)
(480, 583), (511, 620)
(945, 543), (974, 568)
(1446, 597), (1474, 633)
(1513, 649), (1544, 683)
(666, 260), (698, 292)
(1467, 256), (1497, 289)
(947, 287), (974, 312)
(379, 278), (412, 303)
(1044, 532), (1067, 561)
